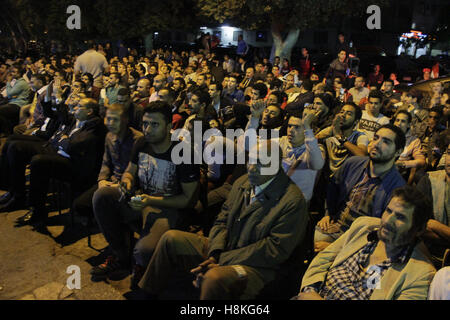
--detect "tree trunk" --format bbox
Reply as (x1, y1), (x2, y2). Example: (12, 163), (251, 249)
(270, 23), (300, 64)
(144, 34), (154, 55)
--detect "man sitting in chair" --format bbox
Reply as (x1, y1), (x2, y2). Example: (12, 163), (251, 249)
(296, 185), (436, 300)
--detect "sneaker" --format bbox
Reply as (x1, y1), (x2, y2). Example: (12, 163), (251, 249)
(0, 192), (12, 205)
(0, 195), (27, 213)
(130, 264), (145, 290)
(90, 256), (130, 281)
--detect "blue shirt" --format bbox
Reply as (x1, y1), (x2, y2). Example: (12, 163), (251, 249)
(236, 40), (248, 55)
(327, 156), (405, 225)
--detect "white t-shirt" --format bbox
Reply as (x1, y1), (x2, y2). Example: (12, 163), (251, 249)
(357, 111), (390, 140)
(348, 87), (369, 105)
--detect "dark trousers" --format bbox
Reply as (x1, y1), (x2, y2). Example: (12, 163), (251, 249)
(196, 182), (232, 236)
(73, 184), (98, 217)
(0, 134), (45, 190)
(92, 186), (179, 266)
(138, 230), (266, 299)
(7, 139), (54, 196)
(0, 104), (20, 135)
(29, 154), (74, 212)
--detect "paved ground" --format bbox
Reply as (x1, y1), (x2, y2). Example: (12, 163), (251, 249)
(0, 189), (201, 301)
(0, 204), (131, 300)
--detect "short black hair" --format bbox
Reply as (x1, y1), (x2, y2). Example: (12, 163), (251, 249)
(269, 78), (283, 90)
(55, 69), (67, 81)
(268, 90), (286, 105)
(160, 87), (177, 102)
(192, 89), (211, 107)
(429, 106), (443, 117)
(110, 72), (121, 81)
(117, 88), (130, 96)
(173, 77), (186, 89)
(209, 81), (223, 92)
(390, 185), (432, 235)
(395, 109), (412, 124)
(342, 102), (362, 121)
(368, 89), (383, 102)
(143, 100), (172, 126)
(12, 63), (24, 76)
(301, 79), (313, 91)
(82, 98), (99, 116)
(251, 82), (268, 99)
(376, 124), (406, 151)
(31, 73), (47, 85)
(130, 71), (139, 80)
(287, 109), (303, 121)
(82, 72), (94, 83)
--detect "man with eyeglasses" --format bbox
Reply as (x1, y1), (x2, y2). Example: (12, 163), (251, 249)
(1, 96), (106, 231)
(0, 83), (85, 210)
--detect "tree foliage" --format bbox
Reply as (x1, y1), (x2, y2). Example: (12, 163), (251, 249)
(1, 0), (199, 44)
(197, 0), (393, 31)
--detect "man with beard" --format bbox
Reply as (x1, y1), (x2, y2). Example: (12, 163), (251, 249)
(314, 124), (406, 252)
(393, 110), (426, 182)
(417, 144), (450, 267)
(148, 75), (167, 103)
(131, 78), (151, 108)
(317, 103), (369, 176)
(180, 89), (213, 135)
(208, 81), (235, 128)
(90, 101), (200, 285)
(100, 73), (126, 114)
(296, 185), (435, 300)
(348, 76), (369, 106)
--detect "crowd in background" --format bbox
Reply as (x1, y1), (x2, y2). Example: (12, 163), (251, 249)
(0, 37), (449, 300)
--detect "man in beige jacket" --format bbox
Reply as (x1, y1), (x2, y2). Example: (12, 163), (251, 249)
(296, 185), (436, 300)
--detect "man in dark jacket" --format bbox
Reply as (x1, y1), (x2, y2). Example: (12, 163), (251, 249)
(0, 89), (85, 211)
(285, 79), (314, 114)
(135, 140), (309, 300)
(13, 98), (106, 230)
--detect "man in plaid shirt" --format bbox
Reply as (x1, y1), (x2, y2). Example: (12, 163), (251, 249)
(296, 185), (436, 300)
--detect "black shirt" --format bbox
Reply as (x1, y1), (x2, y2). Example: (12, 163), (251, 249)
(131, 138), (200, 196)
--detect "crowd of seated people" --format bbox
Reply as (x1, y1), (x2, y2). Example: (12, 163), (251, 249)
(0, 40), (449, 300)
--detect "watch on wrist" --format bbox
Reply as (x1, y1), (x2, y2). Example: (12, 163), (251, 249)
(338, 136), (347, 144)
